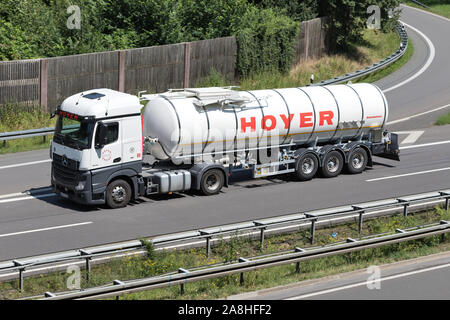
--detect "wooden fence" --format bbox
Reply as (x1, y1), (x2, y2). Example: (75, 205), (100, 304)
(0, 18), (328, 112)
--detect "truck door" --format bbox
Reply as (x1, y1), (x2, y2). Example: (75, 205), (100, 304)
(91, 120), (123, 169)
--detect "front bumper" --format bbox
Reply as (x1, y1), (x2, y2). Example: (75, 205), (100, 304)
(51, 163), (105, 205)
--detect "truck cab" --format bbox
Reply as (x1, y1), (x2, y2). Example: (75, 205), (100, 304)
(51, 89), (143, 207)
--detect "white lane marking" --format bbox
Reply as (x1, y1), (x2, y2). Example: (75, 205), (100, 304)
(387, 103), (450, 125)
(403, 4), (450, 23)
(400, 139), (450, 150)
(394, 131), (424, 145)
(0, 193), (56, 204)
(0, 159), (51, 170)
(366, 167), (450, 182)
(286, 262), (450, 300)
(0, 222), (93, 238)
(382, 21), (435, 94)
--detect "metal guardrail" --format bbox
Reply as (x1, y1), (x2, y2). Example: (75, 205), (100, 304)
(409, 0), (431, 9)
(310, 24), (409, 86)
(0, 24), (408, 143)
(39, 220), (450, 300)
(0, 127), (55, 146)
(1, 189), (449, 292)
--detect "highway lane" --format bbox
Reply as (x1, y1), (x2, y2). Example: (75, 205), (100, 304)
(381, 5), (450, 131)
(0, 139), (449, 260)
(229, 250), (450, 300)
(0, 5), (448, 260)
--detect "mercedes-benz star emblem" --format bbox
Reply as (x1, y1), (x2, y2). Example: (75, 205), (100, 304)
(62, 155), (68, 167)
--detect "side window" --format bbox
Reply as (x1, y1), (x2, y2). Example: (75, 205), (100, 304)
(95, 122), (119, 146)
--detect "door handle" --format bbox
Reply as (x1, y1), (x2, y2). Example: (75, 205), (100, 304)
(113, 157), (121, 163)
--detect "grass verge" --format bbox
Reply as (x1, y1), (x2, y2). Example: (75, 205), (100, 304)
(0, 104), (55, 155)
(435, 113), (450, 125)
(1, 205), (449, 300)
(406, 1), (450, 19)
(197, 29), (412, 89)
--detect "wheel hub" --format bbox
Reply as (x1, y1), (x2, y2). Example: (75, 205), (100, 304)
(302, 158), (314, 174)
(327, 156), (339, 173)
(112, 186), (126, 203)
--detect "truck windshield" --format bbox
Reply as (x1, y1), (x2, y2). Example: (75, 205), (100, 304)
(54, 115), (94, 150)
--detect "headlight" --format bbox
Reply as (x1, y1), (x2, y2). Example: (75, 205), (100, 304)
(75, 180), (86, 191)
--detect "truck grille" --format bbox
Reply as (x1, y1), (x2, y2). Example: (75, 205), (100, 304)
(53, 154), (80, 171)
(53, 163), (79, 186)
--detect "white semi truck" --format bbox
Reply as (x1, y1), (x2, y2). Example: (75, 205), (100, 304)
(50, 84), (399, 208)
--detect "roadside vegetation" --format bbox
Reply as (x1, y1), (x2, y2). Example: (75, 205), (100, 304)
(0, 27), (412, 156)
(1, 205), (449, 300)
(435, 113), (450, 126)
(406, 0), (450, 19)
(0, 105), (55, 155)
(0, 0), (407, 155)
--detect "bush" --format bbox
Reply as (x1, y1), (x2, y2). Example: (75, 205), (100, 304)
(317, 0), (401, 52)
(233, 6), (299, 76)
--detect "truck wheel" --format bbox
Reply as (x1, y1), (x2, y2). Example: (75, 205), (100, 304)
(106, 179), (132, 209)
(321, 150), (343, 178)
(200, 169), (224, 196)
(347, 148), (368, 174)
(295, 153), (318, 181)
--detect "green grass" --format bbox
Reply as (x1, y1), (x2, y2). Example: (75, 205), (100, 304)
(436, 113), (450, 125)
(1, 205), (449, 300)
(406, 1), (450, 19)
(0, 104), (55, 155)
(197, 29), (412, 90)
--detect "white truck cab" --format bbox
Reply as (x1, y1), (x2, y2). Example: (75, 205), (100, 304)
(51, 89), (143, 207)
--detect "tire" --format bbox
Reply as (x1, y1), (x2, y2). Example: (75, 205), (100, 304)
(346, 147), (368, 174)
(321, 150), (344, 178)
(200, 169), (224, 196)
(295, 153), (319, 181)
(106, 179), (132, 209)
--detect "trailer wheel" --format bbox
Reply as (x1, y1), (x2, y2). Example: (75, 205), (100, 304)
(321, 150), (343, 178)
(346, 148), (368, 174)
(200, 169), (224, 196)
(295, 153), (319, 181)
(106, 179), (132, 209)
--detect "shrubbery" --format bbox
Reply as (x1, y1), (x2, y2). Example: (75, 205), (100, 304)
(0, 0), (401, 75)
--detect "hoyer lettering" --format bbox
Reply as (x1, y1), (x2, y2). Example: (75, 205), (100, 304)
(240, 111), (334, 133)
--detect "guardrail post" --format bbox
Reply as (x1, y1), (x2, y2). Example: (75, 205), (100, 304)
(199, 231), (212, 258)
(254, 222), (266, 249)
(80, 249), (92, 283)
(305, 214), (317, 244)
(238, 258), (249, 285)
(178, 268), (189, 295)
(206, 237), (211, 258)
(398, 199), (410, 217)
(352, 206), (365, 235)
(13, 260), (25, 291)
(113, 280), (124, 300)
(295, 248), (305, 273)
(439, 192), (450, 213)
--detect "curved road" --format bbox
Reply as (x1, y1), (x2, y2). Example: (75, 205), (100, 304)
(0, 5), (449, 261)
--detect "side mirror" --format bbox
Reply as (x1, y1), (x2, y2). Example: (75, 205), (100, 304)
(95, 122), (108, 149)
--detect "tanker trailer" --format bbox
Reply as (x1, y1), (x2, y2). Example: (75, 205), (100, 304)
(50, 84), (399, 208)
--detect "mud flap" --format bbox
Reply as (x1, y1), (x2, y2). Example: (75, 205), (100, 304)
(373, 132), (400, 161)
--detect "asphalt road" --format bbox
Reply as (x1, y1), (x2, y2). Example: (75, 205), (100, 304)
(228, 250), (450, 300)
(0, 5), (449, 262)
